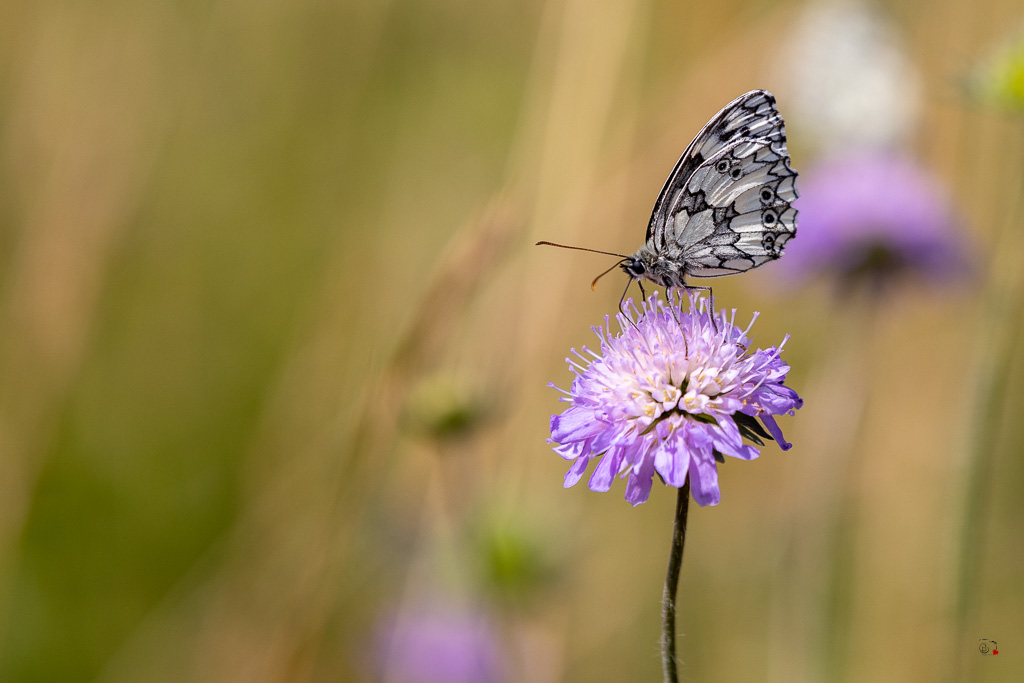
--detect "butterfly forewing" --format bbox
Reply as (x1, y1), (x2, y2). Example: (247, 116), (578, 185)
(644, 90), (797, 279)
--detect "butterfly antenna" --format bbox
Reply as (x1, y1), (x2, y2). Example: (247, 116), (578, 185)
(535, 241), (630, 259)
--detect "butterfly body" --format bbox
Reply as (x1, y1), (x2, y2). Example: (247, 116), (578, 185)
(622, 90), (798, 291)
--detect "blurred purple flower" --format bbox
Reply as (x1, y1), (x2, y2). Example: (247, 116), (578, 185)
(548, 292), (802, 507)
(786, 152), (968, 292)
(375, 603), (503, 683)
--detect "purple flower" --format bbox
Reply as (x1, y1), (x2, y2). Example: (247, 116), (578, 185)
(548, 292), (802, 507)
(785, 152), (968, 292)
(374, 603), (503, 683)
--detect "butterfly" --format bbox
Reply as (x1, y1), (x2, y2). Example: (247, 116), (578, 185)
(539, 90), (798, 301)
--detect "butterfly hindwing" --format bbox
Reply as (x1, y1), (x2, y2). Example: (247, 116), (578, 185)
(669, 140), (797, 276)
(644, 90), (797, 278)
(646, 90), (787, 245)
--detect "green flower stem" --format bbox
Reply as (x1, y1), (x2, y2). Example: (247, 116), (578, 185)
(952, 140), (1024, 680)
(662, 480), (691, 683)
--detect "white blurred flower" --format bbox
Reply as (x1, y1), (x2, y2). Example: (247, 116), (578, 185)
(775, 0), (922, 155)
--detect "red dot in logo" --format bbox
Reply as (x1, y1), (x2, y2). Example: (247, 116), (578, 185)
(993, 650), (998, 655)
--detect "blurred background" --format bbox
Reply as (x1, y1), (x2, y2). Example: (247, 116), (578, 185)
(0, 0), (1022, 681)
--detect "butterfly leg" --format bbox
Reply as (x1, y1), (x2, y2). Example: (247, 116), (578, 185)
(665, 288), (691, 357)
(684, 284), (717, 332)
(618, 278), (642, 331)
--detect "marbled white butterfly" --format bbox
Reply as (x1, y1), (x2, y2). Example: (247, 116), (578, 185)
(539, 90), (798, 300)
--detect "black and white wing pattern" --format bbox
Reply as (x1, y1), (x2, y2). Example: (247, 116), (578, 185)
(646, 90), (797, 278)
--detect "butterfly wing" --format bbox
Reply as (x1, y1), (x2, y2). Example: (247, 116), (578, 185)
(671, 139), (798, 276)
(645, 90), (797, 277)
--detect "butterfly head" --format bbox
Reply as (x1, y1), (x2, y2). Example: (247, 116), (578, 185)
(620, 257), (647, 280)
(619, 246), (687, 289)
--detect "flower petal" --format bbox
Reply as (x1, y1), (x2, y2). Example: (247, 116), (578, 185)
(688, 451), (721, 507)
(587, 443), (627, 492)
(550, 408), (604, 443)
(710, 417), (759, 460)
(563, 454), (592, 488)
(653, 423), (690, 488)
(760, 414), (793, 450)
(625, 452), (657, 506)
(553, 440), (586, 461)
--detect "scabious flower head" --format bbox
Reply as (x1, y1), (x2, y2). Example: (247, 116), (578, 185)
(548, 292), (802, 507)
(784, 152), (969, 294)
